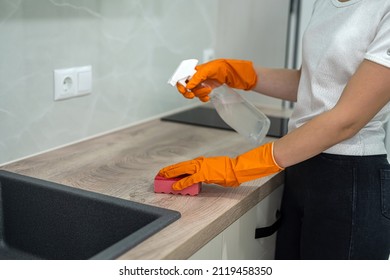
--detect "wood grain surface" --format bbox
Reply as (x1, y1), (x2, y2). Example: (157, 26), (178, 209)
(1, 116), (284, 259)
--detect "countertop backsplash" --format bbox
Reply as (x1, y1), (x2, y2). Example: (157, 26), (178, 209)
(0, 0), (218, 164)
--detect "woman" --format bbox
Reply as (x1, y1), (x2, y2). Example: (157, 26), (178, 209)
(159, 0), (390, 259)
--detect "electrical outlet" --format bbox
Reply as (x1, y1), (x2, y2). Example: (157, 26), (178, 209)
(54, 68), (76, 100)
(54, 66), (92, 101)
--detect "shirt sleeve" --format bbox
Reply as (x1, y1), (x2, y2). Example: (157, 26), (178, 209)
(364, 8), (390, 68)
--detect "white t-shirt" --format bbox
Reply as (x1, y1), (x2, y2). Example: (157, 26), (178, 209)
(288, 0), (390, 155)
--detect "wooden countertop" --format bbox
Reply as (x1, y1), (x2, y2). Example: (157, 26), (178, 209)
(1, 112), (284, 259)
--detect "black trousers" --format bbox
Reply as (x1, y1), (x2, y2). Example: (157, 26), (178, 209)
(275, 153), (390, 260)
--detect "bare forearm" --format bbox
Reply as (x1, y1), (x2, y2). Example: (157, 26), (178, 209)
(252, 67), (301, 102)
(273, 109), (355, 168)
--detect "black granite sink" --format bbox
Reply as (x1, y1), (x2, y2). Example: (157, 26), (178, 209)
(0, 170), (180, 260)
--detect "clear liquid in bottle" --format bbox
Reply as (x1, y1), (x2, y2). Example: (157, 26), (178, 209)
(210, 85), (270, 146)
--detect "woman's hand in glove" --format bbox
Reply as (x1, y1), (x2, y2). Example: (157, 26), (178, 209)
(158, 142), (283, 190)
(176, 59), (258, 102)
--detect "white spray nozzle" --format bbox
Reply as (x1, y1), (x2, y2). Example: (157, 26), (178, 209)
(167, 59), (198, 87)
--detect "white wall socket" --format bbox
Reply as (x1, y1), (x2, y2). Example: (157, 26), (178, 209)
(54, 65), (92, 101)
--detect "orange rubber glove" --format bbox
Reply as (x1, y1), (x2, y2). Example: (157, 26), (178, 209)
(176, 59), (258, 102)
(158, 142), (283, 190)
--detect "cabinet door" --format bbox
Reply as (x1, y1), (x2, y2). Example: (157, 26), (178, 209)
(189, 232), (223, 260)
(190, 185), (284, 260)
(222, 185), (284, 259)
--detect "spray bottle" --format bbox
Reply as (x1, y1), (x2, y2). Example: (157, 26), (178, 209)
(168, 59), (270, 146)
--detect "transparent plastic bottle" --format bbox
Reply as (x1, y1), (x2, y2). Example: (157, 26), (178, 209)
(168, 59), (270, 146)
(210, 85), (270, 146)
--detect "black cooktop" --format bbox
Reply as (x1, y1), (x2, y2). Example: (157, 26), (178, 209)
(161, 106), (288, 138)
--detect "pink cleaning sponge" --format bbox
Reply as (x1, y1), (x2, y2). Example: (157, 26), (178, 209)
(154, 175), (201, 196)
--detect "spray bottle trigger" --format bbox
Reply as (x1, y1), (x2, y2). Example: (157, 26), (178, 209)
(167, 59), (199, 87)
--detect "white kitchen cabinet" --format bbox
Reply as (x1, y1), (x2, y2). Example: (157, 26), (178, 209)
(188, 231), (224, 260)
(190, 185), (284, 260)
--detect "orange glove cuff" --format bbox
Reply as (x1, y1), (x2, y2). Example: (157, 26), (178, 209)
(232, 142), (283, 184)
